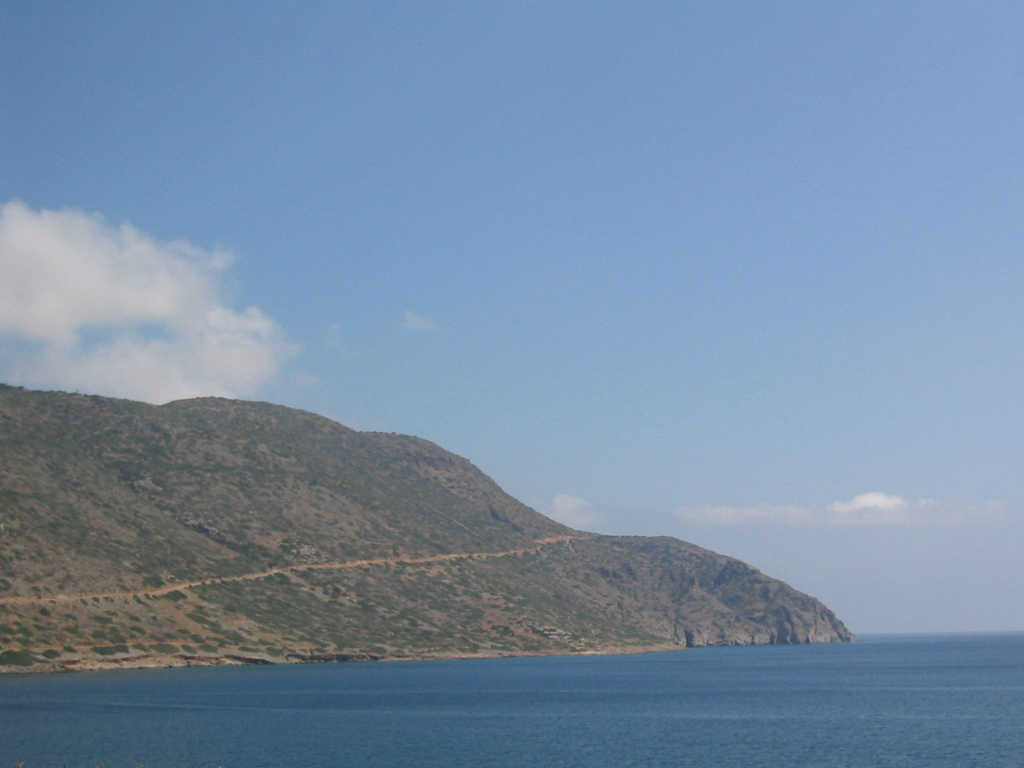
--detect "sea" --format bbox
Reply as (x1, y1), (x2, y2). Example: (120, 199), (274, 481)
(1, 633), (1022, 768)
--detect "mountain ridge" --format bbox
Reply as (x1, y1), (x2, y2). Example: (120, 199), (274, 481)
(0, 384), (853, 672)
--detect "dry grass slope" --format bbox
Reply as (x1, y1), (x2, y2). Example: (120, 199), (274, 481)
(0, 384), (853, 672)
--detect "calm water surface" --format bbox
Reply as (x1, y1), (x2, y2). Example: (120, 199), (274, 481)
(2, 633), (1022, 768)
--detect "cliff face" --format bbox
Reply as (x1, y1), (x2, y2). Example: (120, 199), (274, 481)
(0, 384), (852, 672)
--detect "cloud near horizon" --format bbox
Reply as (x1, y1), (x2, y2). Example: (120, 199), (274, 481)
(402, 310), (441, 332)
(546, 493), (600, 529)
(677, 492), (1007, 527)
(0, 201), (290, 404)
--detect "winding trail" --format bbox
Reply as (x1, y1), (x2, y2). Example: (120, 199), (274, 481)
(0, 535), (590, 607)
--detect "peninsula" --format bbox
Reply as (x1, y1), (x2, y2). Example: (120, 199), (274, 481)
(0, 384), (853, 672)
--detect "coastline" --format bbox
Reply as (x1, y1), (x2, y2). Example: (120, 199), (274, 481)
(0, 643), (690, 675)
(0, 631), (865, 675)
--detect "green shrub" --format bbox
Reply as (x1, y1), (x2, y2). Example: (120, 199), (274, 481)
(0, 649), (39, 666)
(91, 644), (129, 656)
(151, 643), (178, 654)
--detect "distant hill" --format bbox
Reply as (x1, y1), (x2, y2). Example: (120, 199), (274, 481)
(0, 384), (852, 672)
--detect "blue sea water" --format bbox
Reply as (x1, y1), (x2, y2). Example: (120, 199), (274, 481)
(1, 633), (1023, 768)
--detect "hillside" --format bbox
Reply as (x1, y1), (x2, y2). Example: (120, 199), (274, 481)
(0, 384), (852, 672)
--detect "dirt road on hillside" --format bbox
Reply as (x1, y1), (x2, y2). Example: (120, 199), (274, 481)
(0, 534), (590, 606)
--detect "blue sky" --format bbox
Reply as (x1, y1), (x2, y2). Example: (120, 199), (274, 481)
(3, 2), (1023, 633)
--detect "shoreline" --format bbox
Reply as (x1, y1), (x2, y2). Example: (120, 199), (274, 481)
(0, 643), (690, 674)
(0, 633), (865, 675)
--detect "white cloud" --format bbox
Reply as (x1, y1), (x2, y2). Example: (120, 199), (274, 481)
(678, 503), (815, 525)
(0, 200), (290, 404)
(677, 492), (1006, 528)
(402, 310), (441, 332)
(547, 493), (599, 529)
(325, 322), (351, 355)
(826, 492), (913, 526)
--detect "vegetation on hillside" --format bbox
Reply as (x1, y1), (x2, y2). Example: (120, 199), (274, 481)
(0, 384), (852, 672)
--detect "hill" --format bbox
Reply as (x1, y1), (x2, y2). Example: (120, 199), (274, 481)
(0, 384), (852, 672)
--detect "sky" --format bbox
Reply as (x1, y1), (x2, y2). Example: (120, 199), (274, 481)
(2, 1), (1024, 634)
